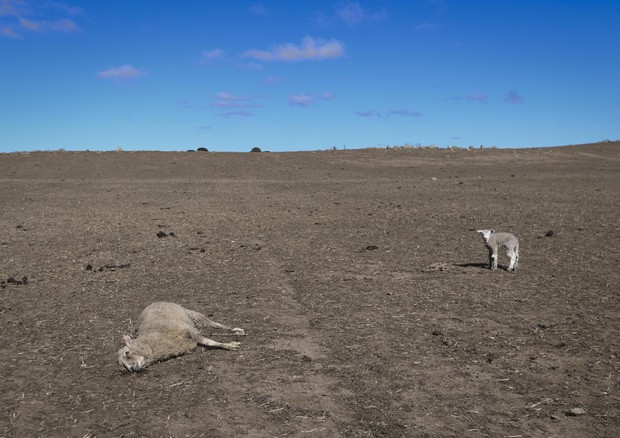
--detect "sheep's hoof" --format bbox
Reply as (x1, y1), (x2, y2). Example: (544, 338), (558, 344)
(232, 327), (246, 336)
(224, 342), (241, 350)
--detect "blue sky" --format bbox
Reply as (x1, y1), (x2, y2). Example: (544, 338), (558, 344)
(1, 0), (619, 152)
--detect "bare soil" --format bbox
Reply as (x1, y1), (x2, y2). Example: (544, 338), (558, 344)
(1, 142), (618, 437)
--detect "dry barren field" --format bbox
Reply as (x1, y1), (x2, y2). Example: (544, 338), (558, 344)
(1, 142), (619, 437)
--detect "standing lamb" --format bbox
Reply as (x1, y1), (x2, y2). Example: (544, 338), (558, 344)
(477, 229), (519, 271)
(118, 302), (245, 372)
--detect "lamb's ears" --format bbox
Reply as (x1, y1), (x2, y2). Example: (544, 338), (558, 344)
(122, 335), (133, 346)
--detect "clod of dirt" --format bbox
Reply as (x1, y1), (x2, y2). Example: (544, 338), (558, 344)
(5, 276), (28, 285)
(239, 243), (262, 251)
(156, 231), (167, 238)
(92, 263), (131, 272)
(85, 264), (93, 271)
(545, 230), (554, 237)
(422, 262), (450, 272)
(432, 330), (443, 336)
(364, 245), (379, 251)
(565, 407), (587, 416)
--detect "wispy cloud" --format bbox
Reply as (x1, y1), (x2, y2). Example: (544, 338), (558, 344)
(425, 0), (447, 14)
(318, 2), (387, 27)
(355, 110), (379, 118)
(1, 0), (80, 38)
(47, 2), (82, 16)
(201, 48), (224, 62)
(288, 94), (314, 107)
(242, 36), (345, 62)
(216, 111), (254, 118)
(414, 22), (442, 30)
(260, 76), (283, 87)
(211, 92), (261, 109)
(0, 25), (19, 38)
(335, 2), (387, 26)
(208, 92), (262, 117)
(466, 93), (488, 103)
(97, 65), (145, 80)
(452, 93), (488, 103)
(389, 109), (421, 117)
(505, 89), (524, 104)
(178, 99), (206, 110)
(249, 4), (267, 15)
(355, 109), (421, 118)
(0, 0), (29, 18)
(288, 92), (334, 107)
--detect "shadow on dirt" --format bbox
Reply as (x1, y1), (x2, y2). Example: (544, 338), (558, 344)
(455, 262), (488, 269)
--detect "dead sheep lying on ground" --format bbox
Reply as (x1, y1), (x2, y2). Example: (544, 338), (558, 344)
(477, 229), (519, 271)
(118, 302), (245, 372)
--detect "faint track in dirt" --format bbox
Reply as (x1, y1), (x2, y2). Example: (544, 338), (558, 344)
(251, 241), (353, 436)
(573, 151), (620, 162)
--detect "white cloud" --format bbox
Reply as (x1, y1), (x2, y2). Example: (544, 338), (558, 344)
(249, 4), (266, 15)
(288, 94), (315, 107)
(1, 0), (80, 38)
(242, 36), (345, 62)
(0, 25), (19, 38)
(210, 92), (262, 116)
(414, 22), (442, 31)
(505, 90), (524, 104)
(335, 2), (387, 26)
(201, 48), (224, 62)
(288, 92), (335, 107)
(97, 64), (145, 80)
(355, 109), (422, 118)
(388, 109), (421, 117)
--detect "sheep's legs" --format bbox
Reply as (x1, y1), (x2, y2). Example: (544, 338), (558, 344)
(187, 310), (246, 336)
(198, 337), (241, 350)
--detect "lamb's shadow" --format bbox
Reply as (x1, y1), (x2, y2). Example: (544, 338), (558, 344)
(456, 262), (512, 271)
(455, 262), (489, 269)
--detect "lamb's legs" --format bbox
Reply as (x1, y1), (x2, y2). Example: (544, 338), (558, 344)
(199, 337), (241, 350)
(488, 248), (498, 270)
(187, 310), (246, 336)
(507, 248), (517, 271)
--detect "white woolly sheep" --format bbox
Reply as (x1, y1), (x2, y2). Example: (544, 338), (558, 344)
(118, 302), (245, 372)
(477, 229), (519, 271)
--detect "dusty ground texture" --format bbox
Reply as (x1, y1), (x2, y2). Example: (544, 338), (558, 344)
(1, 142), (618, 437)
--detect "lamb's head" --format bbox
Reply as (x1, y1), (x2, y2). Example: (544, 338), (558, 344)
(477, 229), (495, 243)
(118, 335), (147, 372)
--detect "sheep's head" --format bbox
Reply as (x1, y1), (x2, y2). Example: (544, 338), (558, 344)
(477, 229), (495, 243)
(118, 335), (147, 372)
